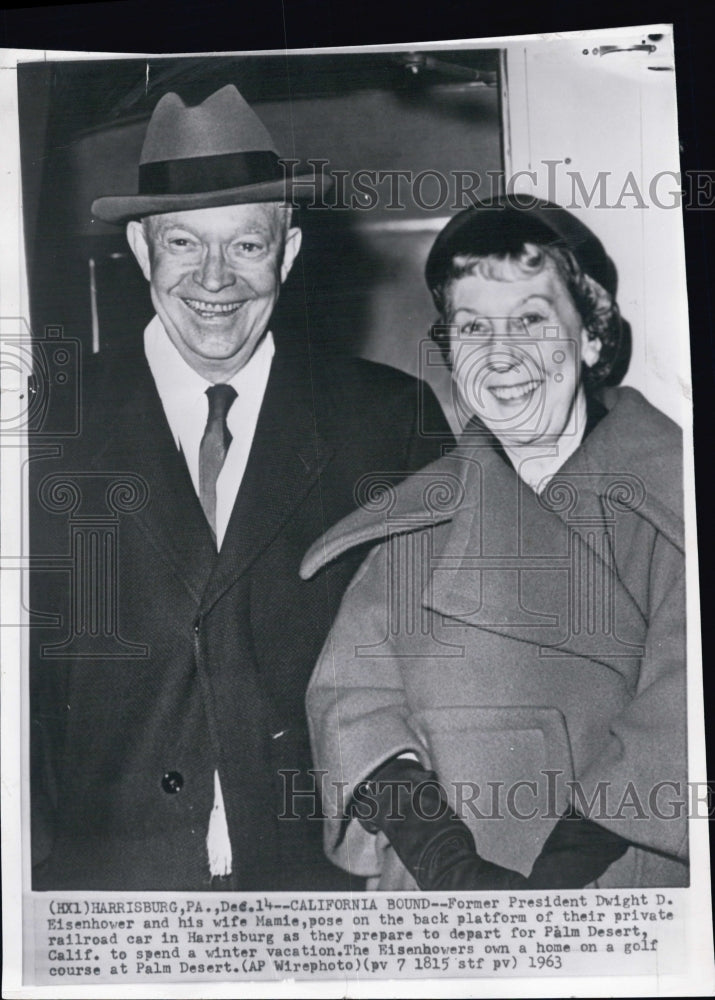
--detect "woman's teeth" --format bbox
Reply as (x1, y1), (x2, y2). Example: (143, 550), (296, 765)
(184, 299), (241, 316)
(490, 379), (541, 401)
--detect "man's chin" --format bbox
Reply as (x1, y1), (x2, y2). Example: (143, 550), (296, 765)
(173, 321), (251, 360)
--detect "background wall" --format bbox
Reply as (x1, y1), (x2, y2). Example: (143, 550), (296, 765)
(18, 36), (688, 428)
(504, 28), (688, 426)
(18, 51), (502, 432)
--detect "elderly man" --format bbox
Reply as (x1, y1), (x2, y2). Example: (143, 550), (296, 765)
(30, 85), (451, 890)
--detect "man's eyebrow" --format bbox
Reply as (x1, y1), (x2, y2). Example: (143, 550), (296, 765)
(153, 220), (199, 236)
(231, 227), (272, 238)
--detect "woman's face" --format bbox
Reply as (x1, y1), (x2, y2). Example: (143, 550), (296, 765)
(446, 262), (597, 448)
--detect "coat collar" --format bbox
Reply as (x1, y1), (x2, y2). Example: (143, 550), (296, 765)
(90, 353), (215, 601)
(199, 350), (334, 613)
(301, 387), (683, 677)
(90, 346), (333, 607)
(302, 387), (683, 573)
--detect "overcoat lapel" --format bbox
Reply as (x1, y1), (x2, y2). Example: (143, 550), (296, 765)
(89, 356), (217, 602)
(88, 349), (334, 613)
(427, 442), (648, 685)
(302, 390), (680, 688)
(200, 353), (334, 613)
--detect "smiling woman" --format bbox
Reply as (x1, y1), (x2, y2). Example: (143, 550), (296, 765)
(424, 197), (626, 490)
(302, 195), (688, 893)
(445, 257), (591, 459)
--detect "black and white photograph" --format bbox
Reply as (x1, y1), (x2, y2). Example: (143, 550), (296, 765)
(1, 15), (713, 998)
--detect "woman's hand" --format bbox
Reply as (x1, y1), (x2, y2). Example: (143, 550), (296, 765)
(352, 757), (629, 891)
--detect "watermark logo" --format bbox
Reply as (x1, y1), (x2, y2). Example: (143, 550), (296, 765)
(0, 320), (81, 438)
(36, 472), (150, 659)
(278, 770), (710, 823)
(278, 158), (712, 212)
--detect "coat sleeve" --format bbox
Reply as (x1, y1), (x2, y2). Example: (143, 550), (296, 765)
(306, 542), (430, 878)
(575, 530), (688, 863)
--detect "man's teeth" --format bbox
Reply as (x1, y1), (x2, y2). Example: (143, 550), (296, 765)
(490, 379), (541, 401)
(184, 299), (241, 314)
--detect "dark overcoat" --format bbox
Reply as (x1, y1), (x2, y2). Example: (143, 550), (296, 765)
(30, 338), (451, 891)
(304, 387), (688, 890)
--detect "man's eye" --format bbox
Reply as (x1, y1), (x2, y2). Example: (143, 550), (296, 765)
(233, 241), (264, 256)
(167, 237), (196, 249)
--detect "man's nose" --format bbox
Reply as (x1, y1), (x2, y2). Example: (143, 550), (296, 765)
(194, 247), (236, 292)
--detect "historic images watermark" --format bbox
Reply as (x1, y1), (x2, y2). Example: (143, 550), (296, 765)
(1, 320), (151, 657)
(280, 159), (715, 211)
(0, 320), (82, 439)
(278, 769), (714, 824)
(427, 328), (586, 441)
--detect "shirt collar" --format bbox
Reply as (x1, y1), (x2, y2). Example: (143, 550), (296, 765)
(144, 314), (275, 448)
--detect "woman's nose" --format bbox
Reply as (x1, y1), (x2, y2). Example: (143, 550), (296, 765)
(485, 355), (521, 373)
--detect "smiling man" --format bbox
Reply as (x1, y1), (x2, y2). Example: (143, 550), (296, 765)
(128, 203), (301, 378)
(30, 85), (452, 891)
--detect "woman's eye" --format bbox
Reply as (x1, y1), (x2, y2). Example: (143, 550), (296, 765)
(461, 320), (491, 336)
(521, 312), (546, 327)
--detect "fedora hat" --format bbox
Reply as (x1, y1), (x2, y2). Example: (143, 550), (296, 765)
(92, 85), (323, 224)
(425, 195), (618, 302)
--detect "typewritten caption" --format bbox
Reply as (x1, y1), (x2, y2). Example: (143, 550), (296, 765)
(26, 890), (686, 984)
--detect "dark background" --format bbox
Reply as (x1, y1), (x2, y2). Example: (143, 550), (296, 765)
(15, 48), (501, 400)
(2, 0), (713, 912)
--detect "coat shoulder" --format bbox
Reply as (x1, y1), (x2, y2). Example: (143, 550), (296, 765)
(312, 355), (432, 415)
(603, 386), (681, 450)
(597, 386), (684, 526)
(309, 353), (453, 452)
(300, 451), (466, 579)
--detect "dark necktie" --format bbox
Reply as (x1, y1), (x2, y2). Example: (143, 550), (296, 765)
(199, 383), (237, 540)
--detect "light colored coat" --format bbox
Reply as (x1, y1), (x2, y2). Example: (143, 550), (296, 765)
(302, 387), (688, 890)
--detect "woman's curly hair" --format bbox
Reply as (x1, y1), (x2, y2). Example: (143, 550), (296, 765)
(430, 242), (627, 388)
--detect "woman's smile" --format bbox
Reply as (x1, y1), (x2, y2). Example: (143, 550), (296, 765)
(488, 378), (543, 403)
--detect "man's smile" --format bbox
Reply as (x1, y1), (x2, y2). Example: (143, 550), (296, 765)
(182, 297), (245, 318)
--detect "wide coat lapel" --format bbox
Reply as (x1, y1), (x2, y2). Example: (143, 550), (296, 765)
(302, 388), (682, 686)
(200, 351), (334, 613)
(426, 388), (684, 680)
(88, 351), (217, 602)
(426, 440), (648, 686)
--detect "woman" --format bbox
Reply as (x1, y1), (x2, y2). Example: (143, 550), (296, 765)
(301, 197), (687, 890)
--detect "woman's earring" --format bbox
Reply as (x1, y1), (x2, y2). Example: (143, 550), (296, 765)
(582, 334), (602, 368)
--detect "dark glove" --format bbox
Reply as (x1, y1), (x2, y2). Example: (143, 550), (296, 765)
(351, 757), (628, 891)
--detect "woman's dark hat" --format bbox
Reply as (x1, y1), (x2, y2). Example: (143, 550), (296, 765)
(425, 195), (618, 300)
(92, 85), (323, 225)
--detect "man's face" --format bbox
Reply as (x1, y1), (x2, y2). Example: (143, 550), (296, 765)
(127, 202), (301, 379)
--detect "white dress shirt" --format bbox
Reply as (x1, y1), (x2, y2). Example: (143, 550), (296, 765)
(145, 314), (275, 548)
(144, 314), (275, 877)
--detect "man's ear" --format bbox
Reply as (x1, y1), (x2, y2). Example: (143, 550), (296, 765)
(126, 220), (152, 282)
(581, 328), (602, 368)
(280, 227), (302, 283)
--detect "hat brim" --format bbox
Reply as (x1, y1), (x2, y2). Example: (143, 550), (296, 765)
(91, 173), (328, 225)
